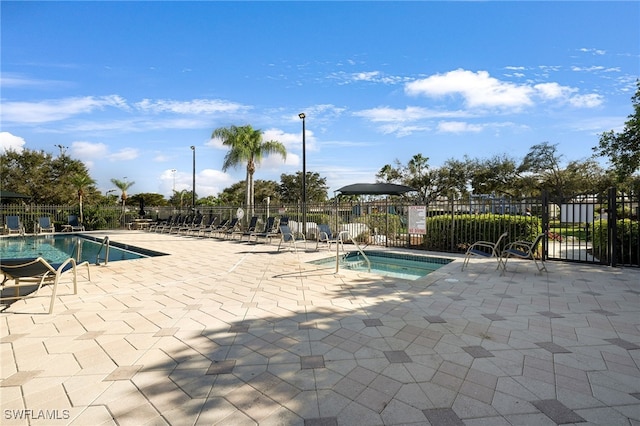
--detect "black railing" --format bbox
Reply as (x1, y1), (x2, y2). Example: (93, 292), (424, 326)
(2, 188), (637, 267)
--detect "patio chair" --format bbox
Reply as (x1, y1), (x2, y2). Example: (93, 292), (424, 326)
(37, 216), (56, 233)
(0, 257), (91, 314)
(169, 214), (191, 234)
(316, 224), (344, 251)
(5, 216), (25, 235)
(201, 218), (228, 238)
(221, 217), (241, 239)
(63, 215), (84, 232)
(196, 216), (218, 237)
(277, 224), (306, 252)
(233, 216), (258, 241)
(249, 217), (277, 243)
(159, 215), (181, 233)
(461, 231), (508, 271)
(149, 215), (171, 232)
(180, 214), (203, 235)
(501, 233), (547, 274)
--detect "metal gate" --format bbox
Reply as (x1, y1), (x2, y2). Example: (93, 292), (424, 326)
(543, 188), (639, 267)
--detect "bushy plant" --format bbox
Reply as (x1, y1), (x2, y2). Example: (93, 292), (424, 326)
(422, 214), (542, 252)
(592, 219), (639, 265)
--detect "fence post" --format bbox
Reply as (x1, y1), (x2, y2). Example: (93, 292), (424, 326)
(542, 191), (549, 261)
(608, 187), (618, 267)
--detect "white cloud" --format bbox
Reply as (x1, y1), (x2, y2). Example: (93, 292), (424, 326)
(108, 148), (140, 161)
(135, 98), (250, 115)
(157, 168), (234, 198)
(70, 141), (109, 159)
(579, 47), (606, 55)
(0, 132), (26, 153)
(1, 95), (129, 124)
(328, 70), (408, 85)
(437, 121), (484, 133)
(533, 82), (576, 100)
(377, 123), (432, 137)
(569, 93), (604, 108)
(571, 65), (606, 72)
(354, 106), (470, 122)
(0, 73), (68, 89)
(405, 69), (603, 111)
(405, 69), (534, 109)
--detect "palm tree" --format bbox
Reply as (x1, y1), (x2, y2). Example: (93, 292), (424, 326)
(212, 125), (286, 214)
(110, 178), (135, 226)
(70, 174), (96, 223)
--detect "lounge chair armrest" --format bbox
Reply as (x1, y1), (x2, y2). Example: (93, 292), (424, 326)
(503, 241), (535, 252)
(467, 241), (497, 250)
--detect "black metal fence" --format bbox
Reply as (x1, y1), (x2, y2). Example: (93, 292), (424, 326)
(2, 188), (638, 267)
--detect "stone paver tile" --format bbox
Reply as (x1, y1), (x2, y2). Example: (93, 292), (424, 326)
(0, 370), (43, 387)
(225, 383), (281, 422)
(384, 350), (412, 363)
(363, 319), (383, 327)
(535, 342), (572, 354)
(75, 330), (106, 340)
(537, 311), (565, 319)
(1, 334), (28, 343)
(532, 399), (586, 424)
(463, 345), (494, 358)
(103, 365), (142, 381)
(591, 309), (618, 316)
(337, 400), (382, 426)
(424, 315), (447, 323)
(206, 359), (236, 375)
(422, 408), (465, 426)
(333, 377), (366, 398)
(153, 327), (179, 337)
(357, 387), (392, 413)
(604, 338), (640, 350)
(301, 355), (325, 369)
(68, 405), (117, 425)
(482, 313), (506, 321)
(304, 417), (338, 426)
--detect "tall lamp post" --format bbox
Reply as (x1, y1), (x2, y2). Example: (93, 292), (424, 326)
(298, 113), (306, 236)
(171, 169), (177, 193)
(190, 146), (196, 211)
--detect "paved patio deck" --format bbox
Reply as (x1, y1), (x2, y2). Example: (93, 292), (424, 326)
(1, 231), (639, 425)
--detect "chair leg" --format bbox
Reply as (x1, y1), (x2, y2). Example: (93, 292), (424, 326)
(48, 275), (61, 314)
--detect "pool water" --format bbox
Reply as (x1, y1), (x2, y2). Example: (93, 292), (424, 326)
(310, 251), (452, 280)
(0, 235), (166, 264)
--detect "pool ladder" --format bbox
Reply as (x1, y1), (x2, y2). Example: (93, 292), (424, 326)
(95, 236), (110, 266)
(335, 231), (370, 273)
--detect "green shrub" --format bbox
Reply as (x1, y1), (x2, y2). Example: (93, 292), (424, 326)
(592, 219), (639, 264)
(422, 214), (542, 252)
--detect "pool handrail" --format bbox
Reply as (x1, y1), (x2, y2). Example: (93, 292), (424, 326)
(95, 236), (110, 266)
(335, 231), (371, 273)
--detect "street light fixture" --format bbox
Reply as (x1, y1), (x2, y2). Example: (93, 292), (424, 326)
(170, 169), (177, 192)
(298, 113), (306, 236)
(190, 146), (196, 211)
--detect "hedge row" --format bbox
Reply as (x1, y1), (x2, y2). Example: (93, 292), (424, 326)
(422, 214), (542, 252)
(592, 219), (639, 265)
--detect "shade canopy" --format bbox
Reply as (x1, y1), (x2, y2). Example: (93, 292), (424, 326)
(0, 191), (31, 203)
(336, 183), (416, 196)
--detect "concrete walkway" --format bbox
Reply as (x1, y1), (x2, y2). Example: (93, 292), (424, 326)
(1, 231), (639, 425)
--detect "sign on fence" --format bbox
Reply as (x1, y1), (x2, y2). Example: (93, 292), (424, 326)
(560, 204), (595, 223)
(408, 206), (426, 234)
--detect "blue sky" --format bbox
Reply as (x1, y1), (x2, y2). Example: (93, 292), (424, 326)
(1, 1), (638, 198)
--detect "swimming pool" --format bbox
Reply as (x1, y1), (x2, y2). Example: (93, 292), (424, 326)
(0, 234), (166, 264)
(309, 251), (453, 280)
